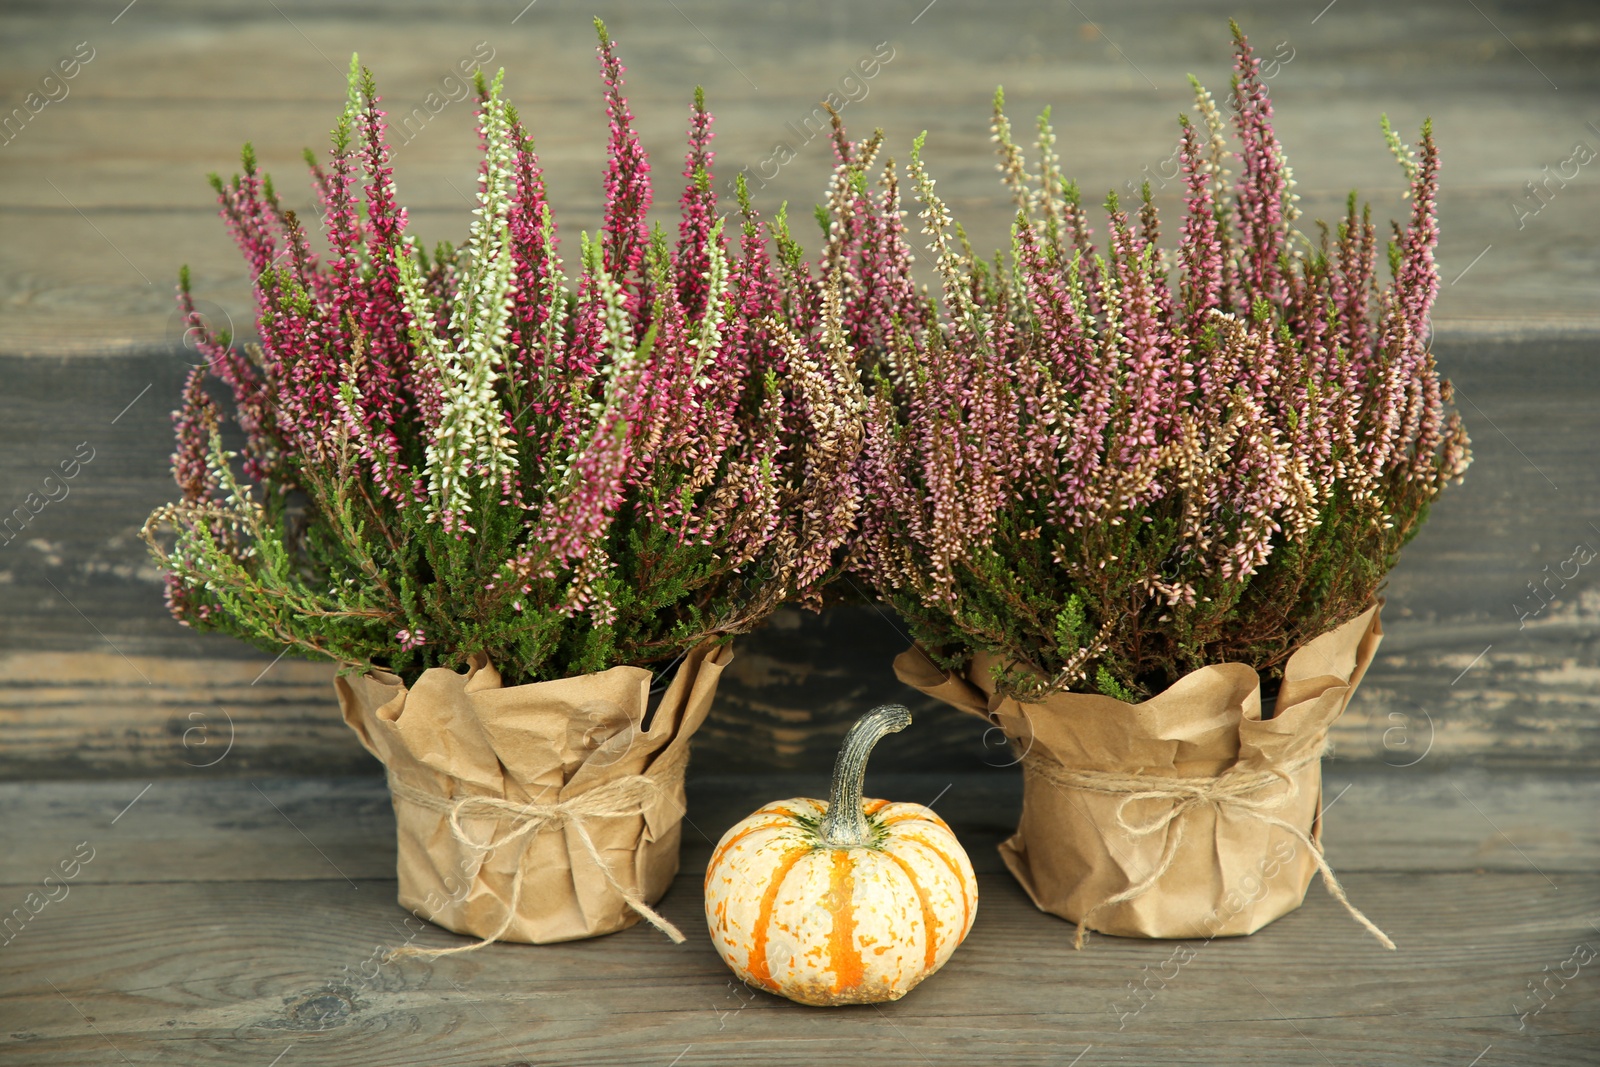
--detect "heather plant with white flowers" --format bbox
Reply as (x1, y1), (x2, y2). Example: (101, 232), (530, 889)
(145, 23), (862, 687)
(836, 24), (1470, 700)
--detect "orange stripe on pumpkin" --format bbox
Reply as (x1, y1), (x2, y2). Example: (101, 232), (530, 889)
(882, 849), (940, 970)
(706, 818), (794, 885)
(863, 798), (892, 816)
(901, 832), (971, 937)
(825, 849), (865, 994)
(746, 846), (810, 990)
(881, 809), (953, 833)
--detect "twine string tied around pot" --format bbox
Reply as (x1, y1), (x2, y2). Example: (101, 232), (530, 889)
(384, 749), (689, 958)
(1023, 744), (1395, 951)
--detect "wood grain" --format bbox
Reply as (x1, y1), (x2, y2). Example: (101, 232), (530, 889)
(3, 769), (1598, 886)
(1, 0), (1598, 356)
(0, 773), (1595, 1066)
(0, 651), (366, 778)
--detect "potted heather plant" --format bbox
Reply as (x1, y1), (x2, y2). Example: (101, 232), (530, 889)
(144, 23), (862, 948)
(832, 25), (1469, 947)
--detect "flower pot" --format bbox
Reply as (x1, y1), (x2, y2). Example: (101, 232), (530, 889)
(895, 604), (1391, 947)
(336, 640), (732, 947)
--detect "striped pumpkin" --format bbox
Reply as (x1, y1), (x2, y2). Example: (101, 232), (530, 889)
(704, 705), (977, 1006)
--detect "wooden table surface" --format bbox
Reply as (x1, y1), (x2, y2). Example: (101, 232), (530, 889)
(2, 2), (1597, 1064)
(3, 769), (1598, 1066)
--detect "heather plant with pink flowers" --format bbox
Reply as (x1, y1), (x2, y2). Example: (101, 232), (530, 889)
(837, 24), (1470, 700)
(144, 23), (862, 687)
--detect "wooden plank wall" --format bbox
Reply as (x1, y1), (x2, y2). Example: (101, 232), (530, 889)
(2, 0), (1597, 777)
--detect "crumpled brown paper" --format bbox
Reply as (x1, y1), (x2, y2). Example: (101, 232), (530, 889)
(336, 640), (731, 945)
(895, 604), (1384, 943)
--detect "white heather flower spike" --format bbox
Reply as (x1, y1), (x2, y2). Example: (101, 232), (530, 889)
(690, 216), (729, 373)
(1380, 113), (1420, 185)
(596, 256), (638, 379)
(1187, 74), (1232, 203)
(909, 131), (979, 328)
(404, 71), (520, 533)
(1033, 105), (1067, 237)
(343, 54), (362, 132)
(990, 88), (1033, 215)
(1380, 113), (1422, 204)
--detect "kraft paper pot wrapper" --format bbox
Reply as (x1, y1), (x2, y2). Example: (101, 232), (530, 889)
(895, 604), (1384, 943)
(336, 640), (731, 946)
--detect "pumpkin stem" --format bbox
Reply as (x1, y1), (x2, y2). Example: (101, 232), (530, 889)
(819, 704), (912, 848)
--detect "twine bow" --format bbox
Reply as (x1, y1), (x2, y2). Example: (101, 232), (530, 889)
(385, 751), (689, 958)
(1024, 745), (1395, 951)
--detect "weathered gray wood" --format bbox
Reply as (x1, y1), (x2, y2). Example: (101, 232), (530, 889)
(1, 0), (1597, 354)
(1, 773), (1596, 1065)
(4, 769), (1599, 886)
(3, 4), (1597, 1061)
(3, 0), (1600, 777)
(7, 875), (1598, 1066)
(0, 651), (366, 779)
(5, 338), (1600, 776)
